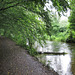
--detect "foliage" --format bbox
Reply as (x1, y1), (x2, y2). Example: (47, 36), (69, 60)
(49, 12), (69, 42)
(0, 0), (69, 11)
(0, 5), (46, 55)
(67, 0), (75, 43)
(0, 0), (71, 55)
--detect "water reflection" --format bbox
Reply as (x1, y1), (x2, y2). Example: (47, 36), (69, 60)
(46, 55), (72, 75)
(34, 41), (75, 75)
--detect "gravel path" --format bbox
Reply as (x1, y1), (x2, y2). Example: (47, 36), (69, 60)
(0, 37), (58, 75)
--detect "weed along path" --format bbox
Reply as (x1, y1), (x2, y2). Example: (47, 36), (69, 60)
(0, 37), (58, 75)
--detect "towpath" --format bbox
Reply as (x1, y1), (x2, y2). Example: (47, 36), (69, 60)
(0, 37), (58, 75)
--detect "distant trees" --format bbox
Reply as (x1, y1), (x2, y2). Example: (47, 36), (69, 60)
(67, 0), (75, 43)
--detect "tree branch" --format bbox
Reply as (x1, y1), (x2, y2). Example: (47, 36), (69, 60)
(0, 0), (4, 3)
(6, 1), (17, 4)
(0, 3), (19, 11)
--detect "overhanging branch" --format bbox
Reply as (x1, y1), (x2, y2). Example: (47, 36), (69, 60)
(0, 2), (19, 11)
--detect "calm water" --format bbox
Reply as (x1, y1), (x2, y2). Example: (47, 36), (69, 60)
(34, 41), (75, 75)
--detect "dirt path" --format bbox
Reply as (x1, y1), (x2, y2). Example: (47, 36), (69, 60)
(0, 37), (58, 75)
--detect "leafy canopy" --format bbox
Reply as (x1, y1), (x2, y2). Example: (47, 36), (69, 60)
(0, 0), (70, 55)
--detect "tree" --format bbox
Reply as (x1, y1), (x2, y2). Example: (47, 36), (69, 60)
(0, 0), (69, 11)
(0, 0), (70, 55)
(67, 0), (75, 43)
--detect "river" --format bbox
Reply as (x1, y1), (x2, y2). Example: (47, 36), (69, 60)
(34, 41), (75, 75)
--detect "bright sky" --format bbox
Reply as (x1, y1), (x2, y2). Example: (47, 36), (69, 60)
(60, 9), (70, 21)
(44, 0), (70, 21)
